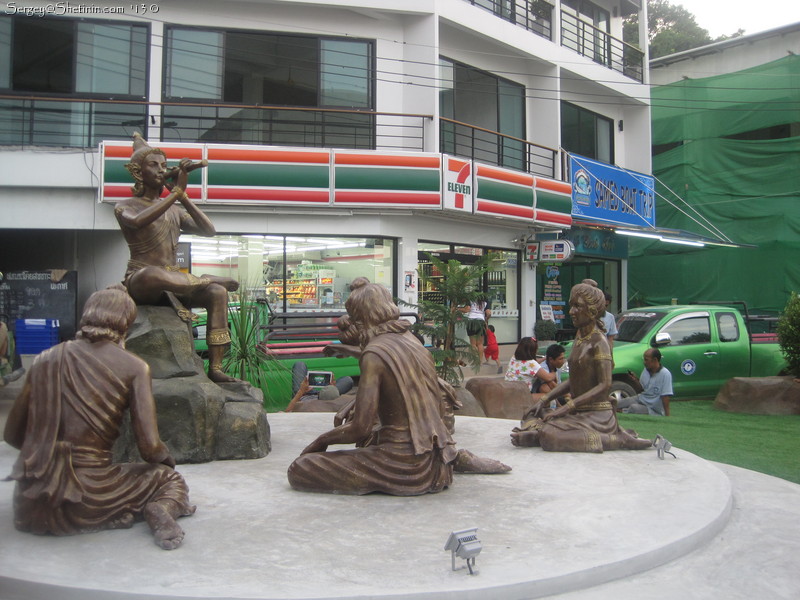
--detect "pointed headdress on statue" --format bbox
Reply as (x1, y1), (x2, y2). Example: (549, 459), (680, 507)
(124, 132), (167, 196)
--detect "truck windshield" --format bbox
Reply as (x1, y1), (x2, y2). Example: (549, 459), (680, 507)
(615, 311), (665, 343)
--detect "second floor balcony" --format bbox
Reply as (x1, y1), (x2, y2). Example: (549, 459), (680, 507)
(0, 96), (562, 180)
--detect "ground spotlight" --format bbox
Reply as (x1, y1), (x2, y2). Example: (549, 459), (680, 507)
(444, 527), (482, 575)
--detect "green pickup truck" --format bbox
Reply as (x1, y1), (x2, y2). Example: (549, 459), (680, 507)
(604, 304), (787, 400)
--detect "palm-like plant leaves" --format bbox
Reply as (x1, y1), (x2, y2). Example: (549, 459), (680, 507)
(401, 253), (491, 386)
(221, 286), (292, 410)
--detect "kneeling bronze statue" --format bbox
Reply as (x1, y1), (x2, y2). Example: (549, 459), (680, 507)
(4, 287), (195, 549)
(511, 279), (652, 453)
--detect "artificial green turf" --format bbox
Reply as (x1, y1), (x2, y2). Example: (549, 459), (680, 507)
(617, 401), (800, 484)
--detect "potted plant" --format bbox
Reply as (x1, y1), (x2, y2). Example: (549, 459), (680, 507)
(401, 253), (491, 386)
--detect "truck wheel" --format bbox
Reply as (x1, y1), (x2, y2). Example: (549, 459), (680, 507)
(609, 381), (636, 402)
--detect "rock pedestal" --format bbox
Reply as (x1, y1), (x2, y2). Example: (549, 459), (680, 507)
(113, 306), (270, 463)
(465, 376), (533, 420)
(714, 376), (800, 415)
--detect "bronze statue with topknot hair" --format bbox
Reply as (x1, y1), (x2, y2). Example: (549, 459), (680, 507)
(114, 133), (239, 383)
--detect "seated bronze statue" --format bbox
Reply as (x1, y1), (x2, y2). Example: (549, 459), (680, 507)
(3, 287), (195, 549)
(511, 279), (652, 453)
(288, 278), (508, 496)
(114, 133), (238, 383)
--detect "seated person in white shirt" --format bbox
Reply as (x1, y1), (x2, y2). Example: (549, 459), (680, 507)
(504, 337), (557, 395)
(616, 348), (673, 416)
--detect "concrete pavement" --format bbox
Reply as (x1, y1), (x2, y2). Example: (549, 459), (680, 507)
(2, 411), (799, 600)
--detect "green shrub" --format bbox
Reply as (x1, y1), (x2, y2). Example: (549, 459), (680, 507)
(534, 319), (558, 341)
(777, 291), (800, 376)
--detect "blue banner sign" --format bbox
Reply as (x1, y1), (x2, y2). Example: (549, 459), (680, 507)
(570, 155), (655, 228)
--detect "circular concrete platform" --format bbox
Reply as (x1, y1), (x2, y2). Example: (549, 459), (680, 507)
(0, 413), (732, 600)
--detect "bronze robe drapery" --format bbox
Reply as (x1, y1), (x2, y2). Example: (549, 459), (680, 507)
(8, 340), (193, 535)
(288, 326), (457, 496)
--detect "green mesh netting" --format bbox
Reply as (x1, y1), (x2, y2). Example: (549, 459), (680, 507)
(628, 55), (800, 314)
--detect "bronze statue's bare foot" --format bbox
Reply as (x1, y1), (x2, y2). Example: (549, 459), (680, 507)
(623, 436), (654, 450)
(144, 503), (185, 550)
(453, 449), (511, 474)
(208, 368), (239, 384)
(510, 430), (539, 447)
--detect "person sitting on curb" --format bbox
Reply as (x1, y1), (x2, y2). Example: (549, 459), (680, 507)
(284, 360), (355, 412)
(504, 337), (558, 396)
(616, 348), (673, 416)
(531, 343), (567, 402)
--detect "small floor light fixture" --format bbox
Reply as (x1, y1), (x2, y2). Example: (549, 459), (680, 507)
(653, 434), (676, 459)
(444, 527), (482, 575)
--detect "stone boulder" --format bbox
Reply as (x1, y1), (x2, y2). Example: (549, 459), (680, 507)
(465, 376), (534, 420)
(714, 377), (800, 415)
(126, 305), (204, 378)
(113, 306), (270, 463)
(454, 385), (487, 418)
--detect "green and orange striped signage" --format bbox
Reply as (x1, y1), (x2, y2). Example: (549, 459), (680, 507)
(474, 163), (535, 221)
(205, 146), (330, 205)
(534, 177), (573, 227)
(333, 151), (441, 207)
(99, 141), (574, 229)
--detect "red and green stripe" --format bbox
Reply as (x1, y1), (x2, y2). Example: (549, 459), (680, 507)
(535, 177), (573, 226)
(333, 152), (441, 207)
(474, 164), (534, 220)
(206, 147), (330, 205)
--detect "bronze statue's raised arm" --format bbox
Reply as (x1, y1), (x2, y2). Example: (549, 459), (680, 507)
(172, 159), (215, 236)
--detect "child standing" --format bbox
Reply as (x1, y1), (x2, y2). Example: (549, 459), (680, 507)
(483, 324), (502, 373)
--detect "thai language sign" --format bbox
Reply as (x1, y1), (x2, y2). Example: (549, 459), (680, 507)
(569, 155), (655, 228)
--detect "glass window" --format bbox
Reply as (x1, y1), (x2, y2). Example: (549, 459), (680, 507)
(716, 312), (740, 342)
(76, 23), (147, 96)
(165, 29), (223, 100)
(561, 101), (614, 163)
(660, 316), (712, 345)
(321, 39), (371, 108)
(439, 57), (525, 169)
(0, 19), (11, 89)
(498, 79), (525, 170)
(180, 234), (395, 313)
(11, 17), (73, 93)
(165, 27), (373, 109)
(4, 16), (147, 97)
(418, 242), (519, 344)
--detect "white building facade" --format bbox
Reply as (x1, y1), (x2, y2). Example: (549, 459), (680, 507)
(0, 0), (651, 343)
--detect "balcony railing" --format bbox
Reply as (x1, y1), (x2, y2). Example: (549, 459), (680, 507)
(0, 96), (429, 152)
(0, 95), (560, 179)
(465, 0), (553, 40)
(0, 97), (148, 149)
(464, 1), (643, 82)
(440, 117), (558, 178)
(560, 11), (643, 82)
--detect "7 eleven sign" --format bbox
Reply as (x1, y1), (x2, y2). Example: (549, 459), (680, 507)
(442, 156), (473, 212)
